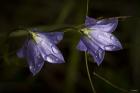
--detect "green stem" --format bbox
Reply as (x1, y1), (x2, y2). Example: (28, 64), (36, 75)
(85, 52), (96, 93)
(63, 25), (82, 33)
(86, 0), (89, 17)
(93, 72), (138, 93)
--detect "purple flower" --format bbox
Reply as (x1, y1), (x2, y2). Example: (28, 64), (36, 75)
(77, 16), (122, 65)
(17, 29), (64, 75)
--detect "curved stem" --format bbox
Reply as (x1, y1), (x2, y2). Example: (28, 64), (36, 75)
(63, 24), (84, 33)
(93, 72), (138, 93)
(85, 52), (96, 93)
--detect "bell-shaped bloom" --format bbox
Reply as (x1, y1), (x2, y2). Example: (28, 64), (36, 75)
(17, 29), (64, 75)
(77, 16), (122, 65)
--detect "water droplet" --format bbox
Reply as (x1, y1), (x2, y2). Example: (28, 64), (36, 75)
(104, 45), (116, 50)
(46, 56), (54, 63)
(29, 65), (36, 73)
(29, 66), (33, 70)
(98, 49), (103, 57)
(46, 55), (59, 63)
(110, 35), (115, 40)
(52, 46), (59, 54)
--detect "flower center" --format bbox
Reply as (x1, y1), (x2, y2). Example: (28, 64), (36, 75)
(81, 28), (91, 35)
(29, 31), (38, 41)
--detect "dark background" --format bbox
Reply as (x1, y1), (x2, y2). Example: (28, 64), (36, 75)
(0, 0), (139, 93)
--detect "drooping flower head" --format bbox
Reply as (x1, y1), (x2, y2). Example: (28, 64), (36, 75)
(17, 29), (64, 75)
(77, 16), (122, 65)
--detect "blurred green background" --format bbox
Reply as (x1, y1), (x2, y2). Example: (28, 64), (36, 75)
(0, 0), (140, 93)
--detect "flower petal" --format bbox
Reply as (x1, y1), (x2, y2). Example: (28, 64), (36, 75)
(26, 40), (44, 75)
(76, 39), (87, 51)
(34, 33), (65, 63)
(89, 18), (118, 32)
(85, 16), (97, 27)
(81, 37), (105, 65)
(17, 40), (29, 58)
(88, 48), (105, 65)
(46, 54), (64, 63)
(43, 32), (64, 44)
(17, 46), (25, 58)
(90, 30), (122, 51)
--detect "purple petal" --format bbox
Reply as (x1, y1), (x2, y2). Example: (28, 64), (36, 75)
(85, 16), (97, 27)
(88, 48), (105, 65)
(34, 33), (65, 63)
(90, 30), (122, 51)
(43, 32), (64, 44)
(17, 40), (28, 58)
(81, 37), (105, 65)
(26, 40), (44, 75)
(17, 46), (25, 58)
(44, 44), (65, 63)
(76, 39), (87, 51)
(46, 54), (64, 63)
(89, 18), (118, 32)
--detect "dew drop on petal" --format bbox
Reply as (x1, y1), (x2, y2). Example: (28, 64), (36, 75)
(29, 66), (33, 70)
(29, 65), (36, 75)
(51, 46), (59, 54)
(110, 35), (116, 41)
(46, 55), (60, 63)
(46, 56), (54, 63)
(104, 45), (116, 50)
(98, 48), (103, 58)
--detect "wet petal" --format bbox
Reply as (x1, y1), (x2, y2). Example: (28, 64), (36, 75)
(41, 44), (64, 63)
(85, 16), (97, 27)
(43, 32), (64, 44)
(76, 39), (87, 51)
(81, 37), (105, 65)
(90, 30), (122, 51)
(88, 48), (105, 65)
(89, 18), (118, 32)
(45, 44), (65, 63)
(34, 32), (65, 63)
(46, 54), (64, 63)
(26, 40), (44, 75)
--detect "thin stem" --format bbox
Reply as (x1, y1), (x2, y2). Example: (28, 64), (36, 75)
(93, 72), (138, 93)
(63, 24), (83, 33)
(85, 52), (96, 93)
(86, 0), (89, 17)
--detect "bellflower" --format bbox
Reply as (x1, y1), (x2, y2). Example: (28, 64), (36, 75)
(17, 29), (64, 75)
(77, 16), (122, 65)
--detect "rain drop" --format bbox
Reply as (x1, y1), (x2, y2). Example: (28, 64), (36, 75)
(46, 56), (54, 63)
(29, 66), (33, 70)
(110, 35), (115, 40)
(104, 45), (116, 51)
(52, 46), (59, 54)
